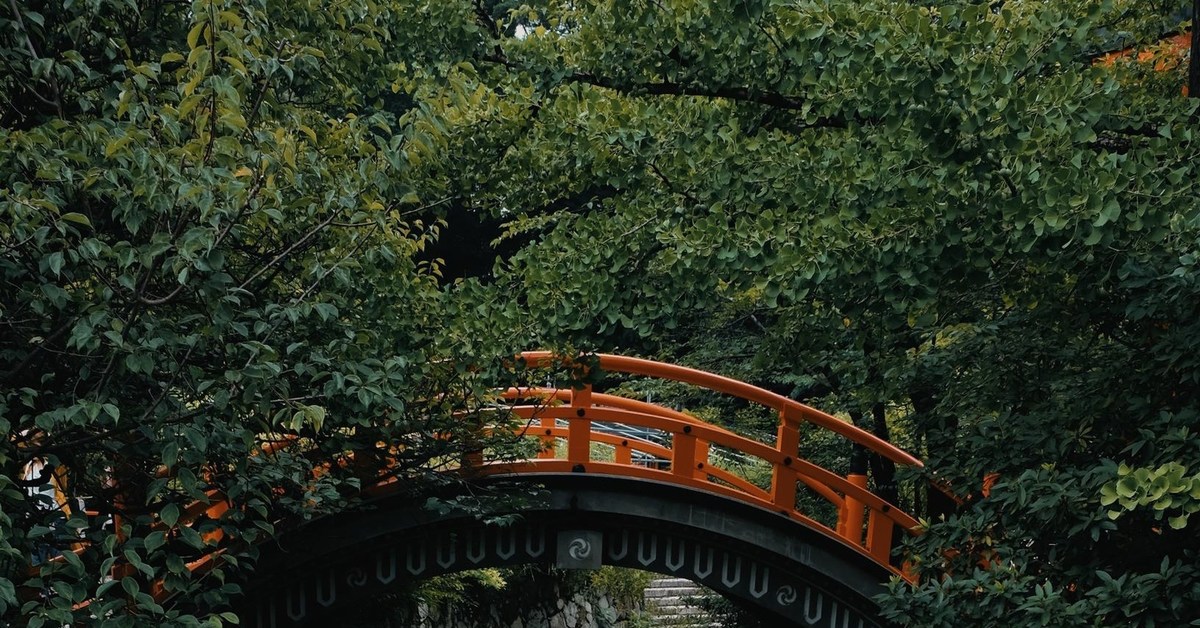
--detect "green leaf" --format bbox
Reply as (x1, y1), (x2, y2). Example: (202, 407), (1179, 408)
(185, 427), (208, 453)
(145, 531), (166, 553)
(187, 20), (207, 50)
(160, 503), (181, 528)
(47, 251), (64, 276)
(304, 405), (326, 432)
(60, 212), (92, 227)
(1094, 199), (1120, 227)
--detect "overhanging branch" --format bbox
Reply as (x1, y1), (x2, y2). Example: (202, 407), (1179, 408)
(568, 71), (872, 128)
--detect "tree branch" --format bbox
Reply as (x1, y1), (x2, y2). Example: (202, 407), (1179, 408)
(238, 211), (339, 291)
(7, 0), (63, 117)
(567, 71), (872, 128)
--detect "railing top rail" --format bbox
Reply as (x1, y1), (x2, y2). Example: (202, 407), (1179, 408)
(519, 351), (923, 468)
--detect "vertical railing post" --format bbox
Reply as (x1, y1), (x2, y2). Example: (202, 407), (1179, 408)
(694, 439), (710, 479)
(462, 414), (485, 469)
(770, 408), (801, 511)
(840, 442), (870, 544)
(568, 385), (592, 464)
(840, 472), (869, 545)
(866, 508), (895, 564)
(672, 426), (696, 478)
(615, 439), (633, 465)
(109, 460), (139, 583)
(537, 412), (556, 459)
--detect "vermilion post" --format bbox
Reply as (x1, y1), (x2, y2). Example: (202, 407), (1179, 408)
(866, 508), (895, 564)
(770, 409), (801, 509)
(538, 412), (556, 459)
(841, 473), (869, 544)
(694, 440), (710, 475)
(615, 440), (633, 465)
(462, 415), (485, 468)
(568, 385), (592, 463)
(672, 431), (696, 478)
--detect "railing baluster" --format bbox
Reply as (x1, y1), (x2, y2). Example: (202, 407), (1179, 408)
(866, 509), (895, 563)
(568, 385), (592, 463)
(770, 409), (801, 510)
(840, 473), (869, 545)
(672, 429), (696, 478)
(538, 414), (556, 459)
(694, 440), (710, 478)
(615, 439), (632, 465)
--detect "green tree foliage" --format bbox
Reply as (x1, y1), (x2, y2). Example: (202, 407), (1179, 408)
(0, 1), (527, 625)
(381, 0), (1200, 624)
(6, 0), (1200, 624)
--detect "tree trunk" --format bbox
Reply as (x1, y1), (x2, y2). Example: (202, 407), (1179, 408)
(869, 402), (899, 506)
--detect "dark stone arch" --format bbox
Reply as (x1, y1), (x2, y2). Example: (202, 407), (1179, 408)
(235, 474), (893, 627)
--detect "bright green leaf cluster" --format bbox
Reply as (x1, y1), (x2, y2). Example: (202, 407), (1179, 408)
(1101, 462), (1200, 530)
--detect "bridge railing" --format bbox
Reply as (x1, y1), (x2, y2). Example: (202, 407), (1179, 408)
(480, 352), (924, 577)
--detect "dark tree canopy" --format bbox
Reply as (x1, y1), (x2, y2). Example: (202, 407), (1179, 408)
(1, 1), (532, 625)
(3, 0), (1200, 625)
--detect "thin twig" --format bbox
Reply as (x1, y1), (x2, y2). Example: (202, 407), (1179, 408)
(7, 0), (63, 116)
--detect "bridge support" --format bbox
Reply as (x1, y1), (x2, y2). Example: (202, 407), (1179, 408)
(234, 475), (894, 628)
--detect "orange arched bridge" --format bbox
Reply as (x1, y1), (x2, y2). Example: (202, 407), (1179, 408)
(490, 351), (923, 571)
(238, 351), (932, 627)
(49, 352), (937, 627)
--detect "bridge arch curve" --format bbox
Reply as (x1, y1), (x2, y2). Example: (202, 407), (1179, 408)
(238, 474), (891, 628)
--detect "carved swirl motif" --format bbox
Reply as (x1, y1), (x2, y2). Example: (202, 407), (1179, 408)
(568, 538), (592, 560)
(776, 585), (797, 606)
(346, 567), (368, 587)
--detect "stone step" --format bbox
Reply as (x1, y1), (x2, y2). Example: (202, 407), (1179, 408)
(648, 596), (705, 605)
(652, 605), (705, 614)
(646, 577), (697, 588)
(643, 576), (715, 627)
(645, 587), (704, 598)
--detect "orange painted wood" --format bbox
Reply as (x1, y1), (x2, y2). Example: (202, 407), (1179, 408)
(866, 508), (896, 565)
(672, 432), (696, 478)
(771, 410), (801, 509)
(520, 352), (923, 468)
(507, 425), (769, 501)
(841, 473), (869, 545)
(567, 386), (593, 462)
(510, 405), (908, 527)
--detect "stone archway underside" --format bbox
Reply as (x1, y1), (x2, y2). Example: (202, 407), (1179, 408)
(238, 475), (892, 628)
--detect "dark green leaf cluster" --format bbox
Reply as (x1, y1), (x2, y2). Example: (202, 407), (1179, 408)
(1, 1), (530, 625)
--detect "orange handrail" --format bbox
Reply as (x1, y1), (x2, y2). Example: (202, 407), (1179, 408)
(519, 352), (923, 468)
